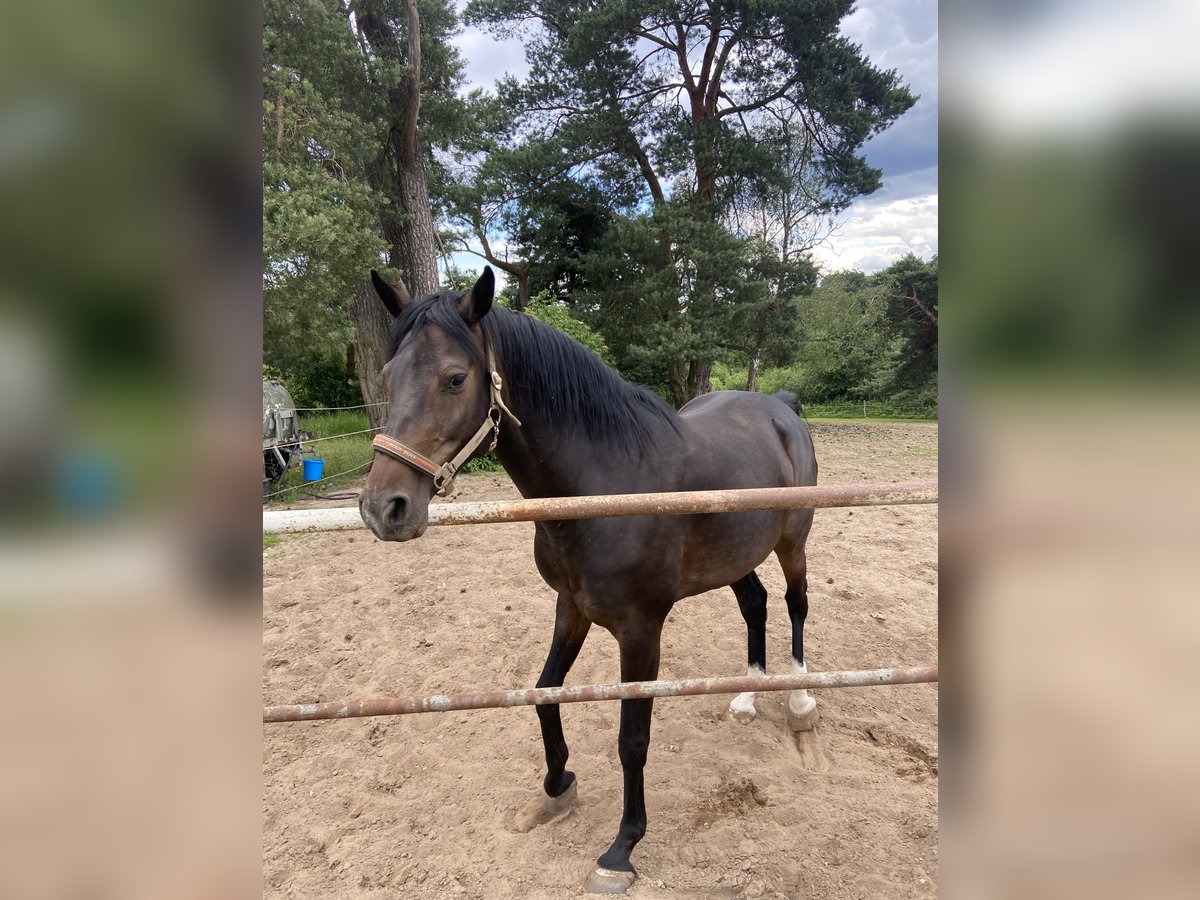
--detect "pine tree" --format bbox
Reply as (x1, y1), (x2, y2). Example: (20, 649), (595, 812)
(466, 0), (916, 405)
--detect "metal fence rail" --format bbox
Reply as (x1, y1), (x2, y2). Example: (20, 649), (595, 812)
(263, 480), (938, 534)
(263, 665), (938, 723)
(263, 480), (939, 726)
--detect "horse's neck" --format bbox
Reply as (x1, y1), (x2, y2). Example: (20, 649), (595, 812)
(489, 335), (678, 497)
(494, 417), (589, 499)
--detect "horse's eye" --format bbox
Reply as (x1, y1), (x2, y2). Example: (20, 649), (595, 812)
(447, 373), (466, 391)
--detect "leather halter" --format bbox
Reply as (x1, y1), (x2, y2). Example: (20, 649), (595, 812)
(371, 340), (521, 497)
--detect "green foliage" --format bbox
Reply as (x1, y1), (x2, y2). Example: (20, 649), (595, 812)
(461, 453), (504, 474)
(513, 291), (613, 363)
(794, 270), (893, 401)
(512, 179), (616, 300)
(711, 360), (806, 395)
(263, 0), (386, 380)
(874, 253), (939, 394)
(573, 198), (769, 400)
(263, 0), (474, 407)
(709, 255), (939, 417)
(709, 361), (742, 392)
(732, 245), (819, 384)
(789, 259), (938, 409)
(285, 353), (362, 410)
(755, 365), (809, 397)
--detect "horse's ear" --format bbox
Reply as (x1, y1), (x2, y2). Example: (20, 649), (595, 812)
(371, 269), (412, 318)
(457, 266), (495, 325)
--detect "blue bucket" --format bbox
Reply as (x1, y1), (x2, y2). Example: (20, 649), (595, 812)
(302, 458), (325, 481)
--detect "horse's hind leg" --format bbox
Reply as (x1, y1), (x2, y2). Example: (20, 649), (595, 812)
(777, 526), (819, 732)
(728, 572), (768, 724)
(516, 593), (590, 832)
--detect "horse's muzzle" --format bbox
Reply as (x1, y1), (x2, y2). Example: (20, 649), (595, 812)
(359, 489), (429, 542)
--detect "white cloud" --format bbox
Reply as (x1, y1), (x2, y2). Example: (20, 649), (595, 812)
(455, 25), (530, 93)
(842, 0), (938, 100)
(809, 2), (940, 275)
(809, 193), (938, 275)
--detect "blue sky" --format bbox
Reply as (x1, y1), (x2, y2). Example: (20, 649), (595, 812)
(451, 0), (937, 275)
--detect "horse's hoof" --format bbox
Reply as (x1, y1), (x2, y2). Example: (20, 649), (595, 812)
(544, 778), (577, 815)
(514, 780), (577, 833)
(728, 692), (757, 724)
(584, 866), (637, 894)
(787, 696), (819, 733)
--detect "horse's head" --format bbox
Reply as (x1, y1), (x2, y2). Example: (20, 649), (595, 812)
(359, 267), (498, 542)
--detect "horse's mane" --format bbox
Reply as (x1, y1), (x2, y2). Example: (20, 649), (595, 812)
(388, 293), (679, 453)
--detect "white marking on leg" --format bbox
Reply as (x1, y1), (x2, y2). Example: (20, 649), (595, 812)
(788, 658), (817, 719)
(729, 665), (763, 722)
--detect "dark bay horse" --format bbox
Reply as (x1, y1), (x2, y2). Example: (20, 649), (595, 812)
(359, 267), (818, 893)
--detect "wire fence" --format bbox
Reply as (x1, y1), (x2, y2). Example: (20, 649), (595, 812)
(293, 426), (383, 446)
(288, 403), (386, 415)
(266, 410), (380, 501)
(265, 459), (373, 500)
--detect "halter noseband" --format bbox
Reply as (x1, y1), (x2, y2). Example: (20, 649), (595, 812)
(370, 339), (521, 497)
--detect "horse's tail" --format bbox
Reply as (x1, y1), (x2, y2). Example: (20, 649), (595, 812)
(772, 390), (806, 421)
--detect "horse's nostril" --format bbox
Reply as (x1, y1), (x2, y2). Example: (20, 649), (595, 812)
(385, 494), (408, 527)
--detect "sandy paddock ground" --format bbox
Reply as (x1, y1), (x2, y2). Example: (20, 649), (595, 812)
(263, 422), (938, 899)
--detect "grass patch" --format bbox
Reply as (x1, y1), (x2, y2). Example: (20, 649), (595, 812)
(461, 453), (504, 474)
(263, 534), (283, 551)
(802, 399), (937, 421)
(266, 410), (375, 505)
(805, 417), (937, 425)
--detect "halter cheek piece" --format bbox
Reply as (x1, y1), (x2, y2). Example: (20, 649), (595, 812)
(370, 342), (521, 497)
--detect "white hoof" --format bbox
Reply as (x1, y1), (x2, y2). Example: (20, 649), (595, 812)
(729, 691), (758, 724)
(787, 693), (819, 733)
(584, 867), (636, 894)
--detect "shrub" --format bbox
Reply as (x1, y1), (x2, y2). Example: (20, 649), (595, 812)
(284, 353), (362, 410)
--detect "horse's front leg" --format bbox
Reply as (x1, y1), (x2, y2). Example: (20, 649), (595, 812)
(516, 593), (591, 832)
(586, 619), (664, 894)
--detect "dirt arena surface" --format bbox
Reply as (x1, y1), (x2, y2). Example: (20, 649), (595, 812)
(263, 421), (938, 899)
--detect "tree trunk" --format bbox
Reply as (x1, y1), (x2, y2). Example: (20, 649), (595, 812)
(355, 0), (440, 296)
(343, 0), (437, 429)
(667, 361), (688, 409)
(668, 356), (715, 407)
(687, 358), (713, 401)
(394, 0), (439, 296)
(393, 151), (438, 294)
(348, 279), (394, 430)
(746, 355), (760, 392)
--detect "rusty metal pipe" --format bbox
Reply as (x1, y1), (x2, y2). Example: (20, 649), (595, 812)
(262, 665), (938, 723)
(263, 480), (938, 534)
